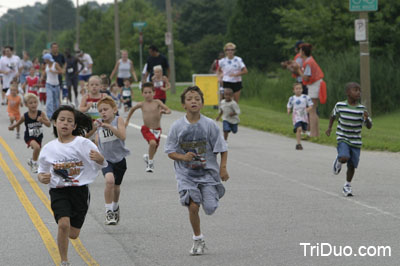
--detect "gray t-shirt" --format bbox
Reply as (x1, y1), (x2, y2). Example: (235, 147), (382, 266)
(165, 115), (227, 196)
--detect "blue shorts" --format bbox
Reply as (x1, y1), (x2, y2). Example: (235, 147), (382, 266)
(223, 120), (238, 133)
(78, 74), (91, 82)
(337, 142), (360, 168)
(293, 121), (307, 133)
(101, 158), (127, 185)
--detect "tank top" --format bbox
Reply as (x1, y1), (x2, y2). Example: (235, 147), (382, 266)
(117, 59), (131, 79)
(85, 95), (102, 120)
(46, 63), (59, 85)
(97, 116), (130, 163)
(153, 80), (166, 100)
(24, 110), (43, 143)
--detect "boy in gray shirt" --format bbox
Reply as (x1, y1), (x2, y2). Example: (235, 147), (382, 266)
(165, 86), (229, 255)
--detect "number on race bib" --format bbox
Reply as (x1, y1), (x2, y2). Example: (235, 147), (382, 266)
(29, 128), (43, 137)
(150, 129), (161, 139)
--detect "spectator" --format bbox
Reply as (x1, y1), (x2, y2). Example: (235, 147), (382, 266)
(143, 45), (169, 82)
(64, 48), (83, 106)
(0, 46), (22, 105)
(110, 49), (138, 88)
(50, 42), (66, 87)
(76, 49), (93, 95)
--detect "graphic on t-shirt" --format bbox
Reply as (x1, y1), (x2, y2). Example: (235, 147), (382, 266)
(53, 159), (84, 187)
(179, 124), (207, 175)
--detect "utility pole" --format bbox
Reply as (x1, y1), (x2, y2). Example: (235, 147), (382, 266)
(76, 0), (80, 49)
(114, 0), (120, 61)
(48, 0), (52, 42)
(22, 10), (26, 52)
(165, 0), (176, 94)
(6, 21), (9, 45)
(13, 15), (16, 53)
(359, 12), (371, 114)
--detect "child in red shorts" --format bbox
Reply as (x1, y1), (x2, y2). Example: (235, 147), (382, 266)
(125, 82), (171, 172)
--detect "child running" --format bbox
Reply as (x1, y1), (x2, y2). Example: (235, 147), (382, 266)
(124, 82), (171, 173)
(151, 65), (170, 104)
(326, 82), (372, 196)
(38, 105), (107, 266)
(7, 81), (23, 139)
(165, 86), (229, 255)
(109, 82), (122, 110)
(121, 78), (133, 113)
(216, 88), (241, 141)
(79, 75), (107, 138)
(8, 93), (51, 173)
(287, 83), (313, 150)
(95, 96), (130, 225)
(25, 67), (40, 95)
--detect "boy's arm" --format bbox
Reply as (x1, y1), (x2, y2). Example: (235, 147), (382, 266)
(9, 116), (25, 130)
(79, 95), (90, 112)
(38, 173), (51, 184)
(216, 110), (223, 121)
(287, 108), (291, 115)
(158, 101), (171, 114)
(364, 111), (372, 129)
(167, 152), (196, 162)
(325, 115), (336, 136)
(125, 102), (142, 127)
(162, 76), (170, 91)
(38, 112), (51, 127)
(219, 151), (229, 181)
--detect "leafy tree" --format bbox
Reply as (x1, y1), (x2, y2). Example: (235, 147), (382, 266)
(188, 34), (225, 73)
(37, 0), (76, 32)
(227, 0), (290, 70)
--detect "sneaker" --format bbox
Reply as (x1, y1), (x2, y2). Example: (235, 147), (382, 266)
(27, 158), (33, 169)
(332, 157), (342, 175)
(32, 162), (39, 174)
(16, 132), (20, 139)
(105, 210), (116, 225)
(146, 160), (154, 173)
(295, 144), (303, 150)
(114, 206), (120, 224)
(190, 239), (206, 255)
(343, 184), (353, 197)
(143, 154), (149, 164)
(60, 262), (70, 266)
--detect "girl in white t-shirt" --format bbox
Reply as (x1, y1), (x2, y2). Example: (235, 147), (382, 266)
(38, 105), (107, 265)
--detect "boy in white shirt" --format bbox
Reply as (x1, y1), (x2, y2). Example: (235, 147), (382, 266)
(216, 88), (240, 141)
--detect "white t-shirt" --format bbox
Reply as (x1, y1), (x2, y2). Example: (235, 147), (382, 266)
(287, 94), (313, 124)
(218, 56), (246, 83)
(78, 53), (93, 75)
(219, 99), (240, 124)
(38, 136), (107, 188)
(0, 55), (21, 89)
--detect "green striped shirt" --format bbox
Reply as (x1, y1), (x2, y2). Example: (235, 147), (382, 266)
(332, 100), (371, 148)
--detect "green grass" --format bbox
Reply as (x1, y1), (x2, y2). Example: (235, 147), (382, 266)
(132, 86), (400, 152)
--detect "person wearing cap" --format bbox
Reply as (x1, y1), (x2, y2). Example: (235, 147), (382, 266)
(41, 53), (63, 118)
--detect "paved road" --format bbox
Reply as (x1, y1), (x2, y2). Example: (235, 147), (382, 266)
(0, 100), (399, 266)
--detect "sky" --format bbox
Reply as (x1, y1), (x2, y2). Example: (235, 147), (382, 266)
(0, 0), (115, 16)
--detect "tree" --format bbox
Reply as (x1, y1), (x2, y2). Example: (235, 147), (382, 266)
(227, 0), (290, 70)
(37, 0), (76, 32)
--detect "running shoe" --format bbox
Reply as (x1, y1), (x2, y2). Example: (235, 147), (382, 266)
(143, 154), (149, 164)
(60, 261), (70, 266)
(16, 132), (20, 139)
(32, 162), (39, 174)
(343, 184), (353, 197)
(332, 157), (342, 175)
(105, 210), (116, 225)
(295, 144), (303, 150)
(114, 206), (120, 224)
(190, 239), (206, 255)
(146, 160), (154, 173)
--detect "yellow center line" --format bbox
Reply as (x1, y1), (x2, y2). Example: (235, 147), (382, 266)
(0, 152), (60, 265)
(0, 137), (99, 266)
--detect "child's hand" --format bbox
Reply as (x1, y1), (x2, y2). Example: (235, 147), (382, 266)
(89, 150), (104, 165)
(220, 167), (229, 181)
(8, 125), (14, 131)
(363, 111), (369, 120)
(325, 128), (332, 137)
(182, 152), (197, 162)
(38, 173), (51, 184)
(229, 112), (235, 117)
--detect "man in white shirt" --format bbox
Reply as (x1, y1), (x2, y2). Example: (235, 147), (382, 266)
(76, 50), (93, 94)
(0, 46), (22, 105)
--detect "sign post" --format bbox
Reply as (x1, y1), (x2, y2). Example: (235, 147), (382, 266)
(349, 0), (378, 115)
(133, 22), (147, 74)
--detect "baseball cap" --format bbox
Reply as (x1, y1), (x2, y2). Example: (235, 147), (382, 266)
(42, 53), (54, 62)
(294, 40), (304, 49)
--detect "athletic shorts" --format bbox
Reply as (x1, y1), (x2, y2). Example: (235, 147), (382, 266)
(179, 184), (219, 215)
(49, 185), (90, 229)
(337, 141), (361, 168)
(78, 74), (91, 82)
(223, 120), (238, 133)
(293, 121), (308, 133)
(117, 78), (125, 88)
(122, 96), (132, 108)
(8, 112), (21, 121)
(307, 79), (322, 99)
(26, 138), (42, 148)
(3, 87), (9, 93)
(141, 125), (162, 147)
(101, 158), (127, 186)
(223, 81), (242, 93)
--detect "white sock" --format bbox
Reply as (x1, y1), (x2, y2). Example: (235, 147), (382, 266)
(345, 182), (351, 186)
(105, 203), (113, 212)
(112, 202), (119, 211)
(148, 159), (154, 163)
(32, 160), (38, 165)
(193, 234), (204, 241)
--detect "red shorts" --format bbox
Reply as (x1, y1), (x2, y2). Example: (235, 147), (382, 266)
(26, 139), (42, 148)
(27, 90), (38, 96)
(39, 92), (46, 102)
(141, 126), (162, 147)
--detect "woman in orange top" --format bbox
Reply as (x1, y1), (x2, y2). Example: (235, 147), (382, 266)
(296, 43), (324, 137)
(7, 81), (23, 139)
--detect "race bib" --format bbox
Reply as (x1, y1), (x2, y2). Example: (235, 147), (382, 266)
(39, 87), (46, 93)
(29, 127), (43, 137)
(150, 129), (161, 139)
(67, 67), (74, 73)
(99, 128), (117, 143)
(154, 81), (163, 87)
(122, 90), (131, 97)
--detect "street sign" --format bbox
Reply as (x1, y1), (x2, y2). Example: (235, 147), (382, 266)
(349, 0), (378, 12)
(355, 19), (367, 41)
(132, 21), (147, 31)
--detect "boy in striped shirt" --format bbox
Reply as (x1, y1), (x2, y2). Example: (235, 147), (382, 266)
(326, 82), (372, 196)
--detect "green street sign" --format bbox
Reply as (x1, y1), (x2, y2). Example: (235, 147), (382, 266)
(133, 22), (147, 30)
(349, 0), (378, 12)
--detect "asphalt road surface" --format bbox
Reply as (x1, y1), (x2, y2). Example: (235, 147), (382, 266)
(0, 100), (399, 266)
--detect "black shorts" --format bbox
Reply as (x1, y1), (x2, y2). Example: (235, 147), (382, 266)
(49, 185), (90, 229)
(101, 158), (127, 185)
(2, 87), (9, 93)
(123, 96), (132, 108)
(223, 82), (242, 93)
(117, 78), (125, 88)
